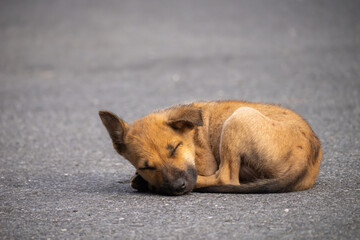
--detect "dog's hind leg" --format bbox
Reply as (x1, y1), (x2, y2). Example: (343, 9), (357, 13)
(196, 107), (262, 188)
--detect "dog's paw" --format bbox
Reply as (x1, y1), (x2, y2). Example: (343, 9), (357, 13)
(130, 172), (149, 192)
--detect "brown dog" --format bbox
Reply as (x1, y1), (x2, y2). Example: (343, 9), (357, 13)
(99, 101), (321, 195)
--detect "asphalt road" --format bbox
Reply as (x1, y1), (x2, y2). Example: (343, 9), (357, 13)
(1, 0), (359, 239)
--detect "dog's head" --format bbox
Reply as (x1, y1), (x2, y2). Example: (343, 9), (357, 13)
(99, 105), (202, 195)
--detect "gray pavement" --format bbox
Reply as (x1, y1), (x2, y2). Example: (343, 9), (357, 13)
(1, 0), (359, 239)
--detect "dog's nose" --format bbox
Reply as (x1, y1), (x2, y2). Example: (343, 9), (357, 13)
(173, 178), (186, 193)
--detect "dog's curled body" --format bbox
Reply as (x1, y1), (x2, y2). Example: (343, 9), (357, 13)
(99, 100), (322, 195)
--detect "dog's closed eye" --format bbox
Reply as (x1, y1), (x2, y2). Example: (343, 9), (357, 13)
(139, 160), (156, 170)
(167, 142), (182, 158)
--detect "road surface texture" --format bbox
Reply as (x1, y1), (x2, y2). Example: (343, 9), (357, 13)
(1, 0), (359, 239)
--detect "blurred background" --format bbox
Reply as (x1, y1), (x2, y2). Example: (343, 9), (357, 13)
(1, 0), (359, 239)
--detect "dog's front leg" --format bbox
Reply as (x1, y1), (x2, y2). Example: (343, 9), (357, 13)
(130, 172), (150, 192)
(194, 151), (241, 189)
(195, 136), (241, 188)
(195, 164), (240, 188)
(196, 173), (222, 188)
(130, 172), (161, 193)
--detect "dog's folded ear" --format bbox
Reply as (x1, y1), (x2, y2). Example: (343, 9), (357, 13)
(99, 111), (128, 154)
(167, 105), (203, 131)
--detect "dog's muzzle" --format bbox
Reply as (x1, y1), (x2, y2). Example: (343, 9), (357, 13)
(159, 166), (197, 196)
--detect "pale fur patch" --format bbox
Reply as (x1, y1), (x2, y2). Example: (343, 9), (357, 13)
(182, 150), (196, 166)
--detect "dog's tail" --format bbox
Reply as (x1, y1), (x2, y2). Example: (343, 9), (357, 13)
(194, 166), (309, 194)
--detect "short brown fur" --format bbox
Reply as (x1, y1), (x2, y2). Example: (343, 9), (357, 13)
(99, 101), (322, 195)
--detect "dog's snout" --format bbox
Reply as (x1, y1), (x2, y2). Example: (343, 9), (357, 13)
(159, 166), (197, 195)
(173, 178), (186, 193)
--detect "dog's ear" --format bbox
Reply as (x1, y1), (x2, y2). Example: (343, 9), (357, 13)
(167, 106), (203, 131)
(99, 110), (129, 154)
